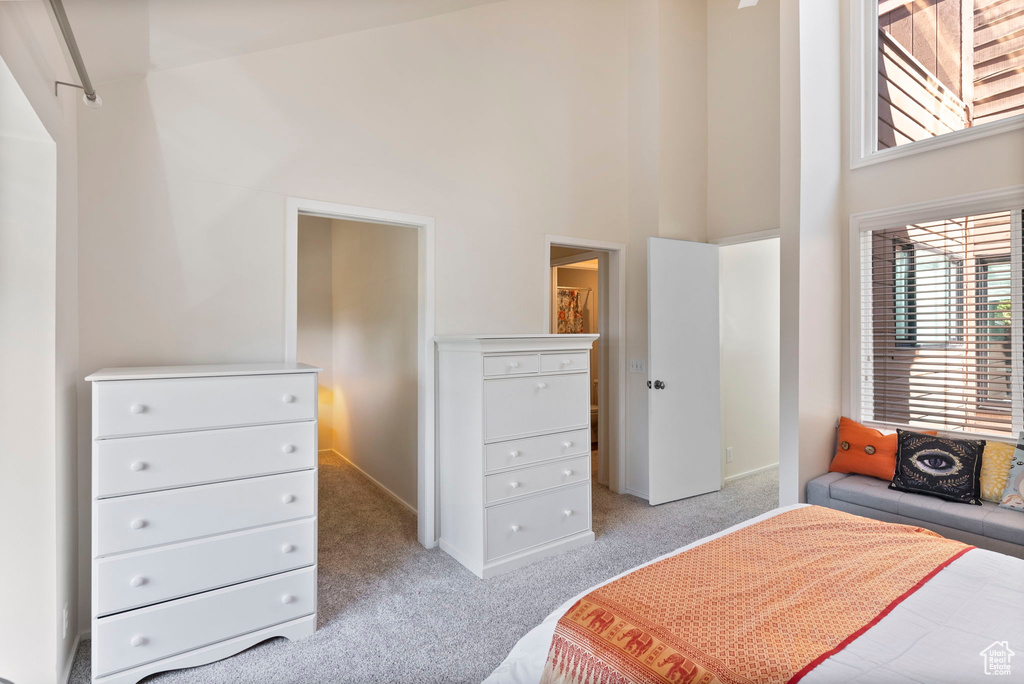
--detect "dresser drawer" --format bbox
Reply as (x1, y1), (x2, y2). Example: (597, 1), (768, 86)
(540, 352), (589, 373)
(483, 373), (589, 441)
(93, 566), (315, 677)
(485, 482), (590, 561)
(95, 422), (316, 498)
(96, 519), (315, 616)
(96, 471), (315, 556)
(485, 455), (589, 504)
(484, 428), (590, 472)
(483, 354), (539, 377)
(93, 373), (316, 438)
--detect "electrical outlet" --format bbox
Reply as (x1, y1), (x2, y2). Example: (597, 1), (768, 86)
(629, 359), (646, 374)
(62, 603), (69, 640)
(726, 447), (734, 463)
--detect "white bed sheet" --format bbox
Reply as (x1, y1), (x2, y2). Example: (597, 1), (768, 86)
(485, 504), (1024, 684)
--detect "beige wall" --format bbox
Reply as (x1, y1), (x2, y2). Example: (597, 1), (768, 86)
(0, 1), (81, 680)
(706, 0), (781, 241)
(719, 239), (780, 479)
(296, 215), (336, 449)
(330, 220), (419, 509)
(74, 0), (716, 552)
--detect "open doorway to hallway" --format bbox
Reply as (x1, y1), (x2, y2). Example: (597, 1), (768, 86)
(296, 215), (419, 513)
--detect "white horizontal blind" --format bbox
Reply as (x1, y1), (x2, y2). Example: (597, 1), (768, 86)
(859, 209), (1024, 436)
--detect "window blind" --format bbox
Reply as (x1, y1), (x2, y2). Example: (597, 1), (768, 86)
(859, 209), (1024, 436)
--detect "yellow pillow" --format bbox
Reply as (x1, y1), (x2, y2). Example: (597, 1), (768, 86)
(981, 441), (1016, 503)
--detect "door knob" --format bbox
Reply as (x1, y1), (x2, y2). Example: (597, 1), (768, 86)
(653, 380), (666, 390)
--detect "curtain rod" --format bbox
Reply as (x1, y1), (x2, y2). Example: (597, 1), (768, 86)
(49, 0), (102, 108)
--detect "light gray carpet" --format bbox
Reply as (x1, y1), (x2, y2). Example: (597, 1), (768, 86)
(71, 459), (777, 684)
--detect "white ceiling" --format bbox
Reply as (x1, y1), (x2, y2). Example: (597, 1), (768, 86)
(63, 0), (506, 84)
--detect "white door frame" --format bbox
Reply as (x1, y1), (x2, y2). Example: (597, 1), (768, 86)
(284, 197), (437, 549)
(544, 235), (627, 494)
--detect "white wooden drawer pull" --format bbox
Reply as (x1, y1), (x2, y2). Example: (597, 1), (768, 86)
(509, 450), (520, 458)
(129, 461), (146, 472)
(561, 358), (572, 365)
(509, 481), (520, 489)
(508, 361), (520, 369)
(282, 444), (296, 454)
(281, 594), (296, 605)
(129, 518), (146, 530)
(281, 543), (296, 554)
(563, 441), (573, 448)
(564, 509), (573, 517)
(130, 635), (146, 648)
(282, 394), (296, 403)
(510, 524), (521, 533)
(563, 469), (573, 477)
(129, 576), (147, 588)
(129, 403), (146, 414)
(537, 382), (548, 390)
(281, 494), (296, 504)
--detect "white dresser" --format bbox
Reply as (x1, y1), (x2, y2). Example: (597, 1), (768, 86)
(86, 363), (320, 684)
(436, 335), (598, 578)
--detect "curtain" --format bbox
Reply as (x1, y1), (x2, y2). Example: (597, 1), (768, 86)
(557, 288), (584, 334)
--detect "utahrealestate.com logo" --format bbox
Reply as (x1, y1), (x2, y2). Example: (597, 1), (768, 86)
(980, 641), (1015, 676)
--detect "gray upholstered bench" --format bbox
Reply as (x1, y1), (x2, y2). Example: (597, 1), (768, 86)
(807, 472), (1024, 559)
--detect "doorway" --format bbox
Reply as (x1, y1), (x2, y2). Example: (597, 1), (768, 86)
(717, 236), (781, 486)
(285, 199), (436, 548)
(296, 215), (419, 514)
(544, 236), (626, 494)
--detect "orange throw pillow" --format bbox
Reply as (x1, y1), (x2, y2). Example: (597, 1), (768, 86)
(829, 417), (935, 481)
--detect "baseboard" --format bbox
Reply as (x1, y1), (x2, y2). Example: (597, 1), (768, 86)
(725, 462), (779, 483)
(61, 631), (83, 684)
(319, 449), (418, 516)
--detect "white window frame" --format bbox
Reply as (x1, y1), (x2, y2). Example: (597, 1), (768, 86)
(849, 0), (1024, 170)
(848, 185), (1024, 439)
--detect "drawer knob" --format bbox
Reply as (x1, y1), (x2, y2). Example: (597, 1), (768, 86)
(282, 394), (296, 403)
(282, 444), (297, 454)
(129, 635), (146, 648)
(537, 382), (548, 390)
(129, 461), (146, 472)
(509, 481), (520, 489)
(129, 403), (146, 414)
(563, 441), (573, 449)
(281, 594), (296, 605)
(281, 543), (296, 554)
(563, 469), (573, 477)
(510, 524), (521, 533)
(509, 450), (520, 458)
(129, 576), (147, 588)
(508, 361), (520, 369)
(564, 509), (574, 517)
(561, 358), (572, 365)
(129, 518), (146, 530)
(281, 494), (296, 504)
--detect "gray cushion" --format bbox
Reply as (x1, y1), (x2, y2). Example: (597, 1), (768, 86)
(807, 472), (848, 506)
(828, 474), (904, 514)
(983, 506), (1024, 546)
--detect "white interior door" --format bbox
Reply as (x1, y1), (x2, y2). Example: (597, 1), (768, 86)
(648, 237), (722, 505)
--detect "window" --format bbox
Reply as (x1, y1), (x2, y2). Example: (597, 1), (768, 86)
(859, 209), (1023, 436)
(853, 0), (1024, 164)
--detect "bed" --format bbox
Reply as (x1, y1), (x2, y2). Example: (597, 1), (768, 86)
(486, 504), (1024, 684)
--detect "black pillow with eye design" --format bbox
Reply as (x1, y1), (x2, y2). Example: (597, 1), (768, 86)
(889, 430), (985, 505)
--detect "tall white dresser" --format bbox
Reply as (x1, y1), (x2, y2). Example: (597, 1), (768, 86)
(86, 363), (320, 684)
(436, 334), (598, 578)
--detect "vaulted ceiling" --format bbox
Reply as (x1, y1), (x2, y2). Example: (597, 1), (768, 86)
(63, 0), (506, 83)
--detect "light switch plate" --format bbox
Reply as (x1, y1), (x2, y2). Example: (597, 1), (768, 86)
(629, 359), (646, 374)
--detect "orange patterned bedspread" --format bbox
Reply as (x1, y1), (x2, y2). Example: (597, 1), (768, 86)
(540, 506), (972, 684)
